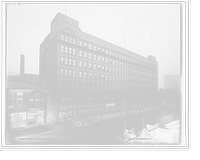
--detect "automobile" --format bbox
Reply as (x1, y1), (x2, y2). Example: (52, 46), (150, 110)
(119, 111), (125, 117)
(70, 117), (91, 127)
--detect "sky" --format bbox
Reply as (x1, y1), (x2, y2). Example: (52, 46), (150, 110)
(6, 3), (180, 88)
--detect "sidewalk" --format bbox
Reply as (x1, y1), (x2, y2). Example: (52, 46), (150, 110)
(58, 106), (164, 128)
(6, 125), (51, 140)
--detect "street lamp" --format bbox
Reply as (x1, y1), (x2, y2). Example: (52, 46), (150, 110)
(140, 89), (147, 129)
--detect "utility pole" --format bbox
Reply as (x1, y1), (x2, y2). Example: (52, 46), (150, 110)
(124, 101), (127, 132)
(140, 89), (147, 129)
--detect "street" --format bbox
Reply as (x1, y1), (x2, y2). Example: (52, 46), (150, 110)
(10, 106), (180, 145)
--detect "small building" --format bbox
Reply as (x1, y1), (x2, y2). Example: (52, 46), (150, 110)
(7, 54), (39, 87)
(5, 82), (48, 131)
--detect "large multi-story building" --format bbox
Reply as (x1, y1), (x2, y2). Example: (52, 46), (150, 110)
(39, 13), (158, 125)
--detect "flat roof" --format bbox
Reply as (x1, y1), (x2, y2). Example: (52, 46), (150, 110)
(6, 82), (44, 91)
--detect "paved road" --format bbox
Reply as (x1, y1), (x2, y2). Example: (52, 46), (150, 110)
(10, 106), (180, 145)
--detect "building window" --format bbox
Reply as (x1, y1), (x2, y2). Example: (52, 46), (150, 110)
(94, 54), (96, 61)
(116, 53), (118, 58)
(73, 39), (76, 44)
(98, 55), (101, 62)
(79, 50), (82, 57)
(116, 60), (118, 66)
(8, 92), (15, 97)
(61, 45), (64, 52)
(113, 76), (115, 82)
(105, 93), (108, 100)
(16, 92), (23, 96)
(109, 51), (112, 56)
(69, 37), (72, 43)
(69, 70), (72, 77)
(29, 98), (34, 108)
(102, 74), (105, 81)
(84, 52), (87, 58)
(93, 46), (96, 51)
(116, 68), (118, 74)
(65, 36), (68, 42)
(106, 66), (108, 72)
(113, 67), (115, 73)
(98, 64), (101, 71)
(79, 61), (82, 67)
(84, 72), (87, 79)
(61, 35), (64, 41)
(65, 46), (68, 53)
(69, 48), (72, 54)
(8, 98), (14, 110)
(119, 61), (121, 67)
(106, 75), (108, 81)
(73, 49), (76, 55)
(73, 70), (76, 77)
(60, 80), (64, 88)
(102, 56), (105, 62)
(65, 58), (68, 65)
(84, 42), (87, 47)
(89, 82), (92, 89)
(94, 73), (97, 81)
(61, 69), (64, 76)
(61, 57), (64, 63)
(65, 80), (68, 88)
(110, 58), (112, 64)
(98, 73), (101, 81)
(89, 72), (92, 80)
(68, 81), (72, 89)
(79, 41), (82, 46)
(65, 69), (68, 76)
(16, 98), (23, 109)
(102, 65), (105, 72)
(79, 71), (82, 78)
(73, 59), (76, 66)
(35, 92), (40, 96)
(89, 53), (92, 59)
(84, 61), (88, 69)
(109, 84), (112, 90)
(69, 58), (72, 65)
(105, 58), (108, 63)
(106, 84), (108, 90)
(89, 44), (92, 49)
(109, 76), (112, 81)
(94, 63), (97, 70)
(34, 98), (40, 108)
(102, 83), (105, 90)
(109, 67), (112, 73)
(105, 50), (108, 55)
(112, 52), (115, 56)
(89, 62), (92, 69)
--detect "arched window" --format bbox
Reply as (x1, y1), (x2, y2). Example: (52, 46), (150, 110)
(63, 28), (74, 35)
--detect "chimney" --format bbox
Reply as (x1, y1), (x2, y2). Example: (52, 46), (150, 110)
(20, 54), (25, 75)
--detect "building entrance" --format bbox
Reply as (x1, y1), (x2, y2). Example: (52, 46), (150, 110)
(38, 112), (44, 124)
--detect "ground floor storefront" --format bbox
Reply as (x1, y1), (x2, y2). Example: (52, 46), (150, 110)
(58, 100), (156, 120)
(6, 110), (47, 130)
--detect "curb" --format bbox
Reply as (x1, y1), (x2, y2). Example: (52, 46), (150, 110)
(56, 106), (164, 128)
(6, 127), (52, 139)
